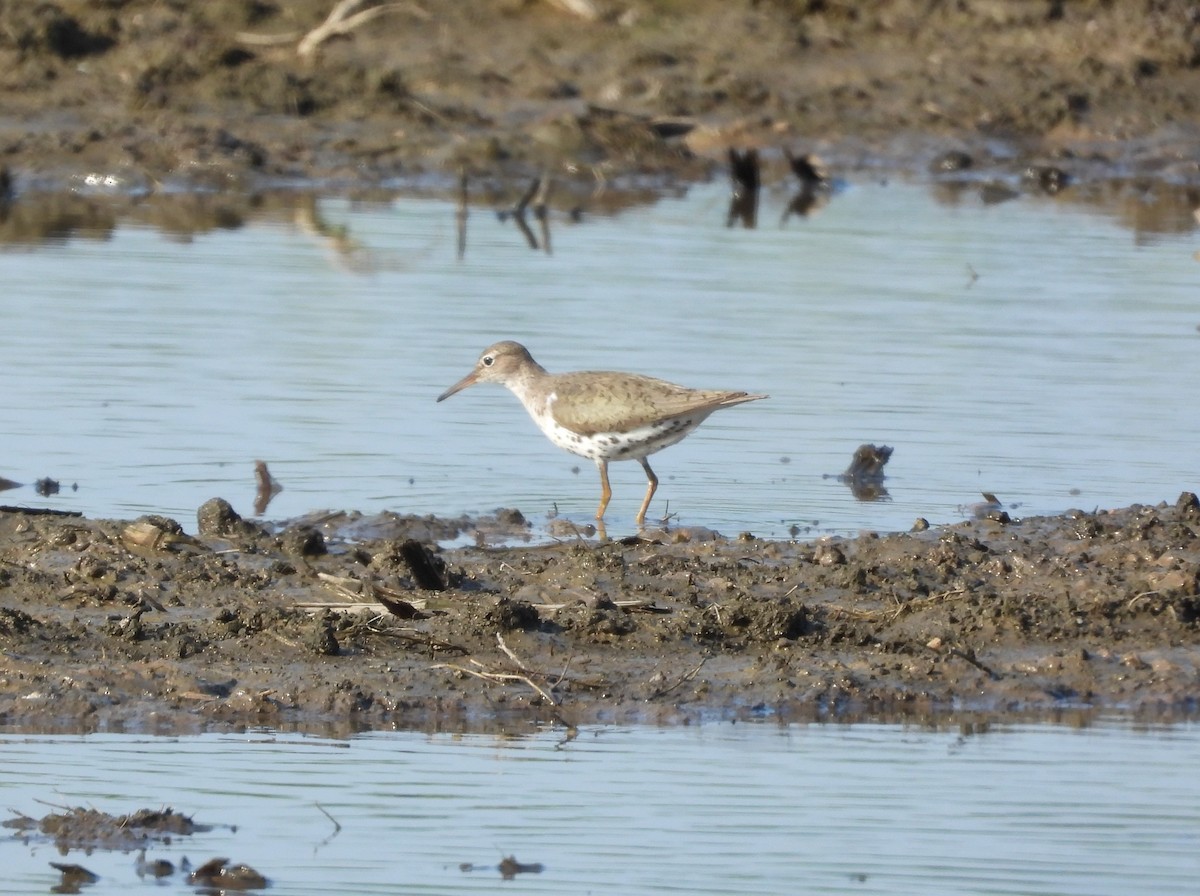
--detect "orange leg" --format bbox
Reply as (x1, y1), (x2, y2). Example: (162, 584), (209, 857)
(595, 459), (612, 521)
(635, 458), (659, 527)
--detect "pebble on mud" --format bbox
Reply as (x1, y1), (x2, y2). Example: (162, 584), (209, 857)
(486, 597), (542, 632)
(306, 612), (340, 656)
(197, 498), (264, 538)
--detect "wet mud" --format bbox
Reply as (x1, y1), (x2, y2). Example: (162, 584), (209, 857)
(3, 1), (1200, 197)
(3, 2), (1200, 250)
(1, 494), (1197, 734)
(2, 3), (1200, 734)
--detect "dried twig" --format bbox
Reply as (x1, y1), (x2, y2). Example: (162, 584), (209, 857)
(544, 0), (600, 20)
(647, 657), (708, 699)
(316, 803), (341, 834)
(389, 631), (467, 654)
(948, 647), (1002, 680)
(434, 663), (558, 706)
(829, 587), (969, 624)
(235, 29), (302, 46)
(316, 571), (364, 598)
(296, 1), (424, 58)
(496, 633), (528, 670)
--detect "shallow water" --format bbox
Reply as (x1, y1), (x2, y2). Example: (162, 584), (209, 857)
(2, 720), (1198, 895)
(3, 180), (1198, 538)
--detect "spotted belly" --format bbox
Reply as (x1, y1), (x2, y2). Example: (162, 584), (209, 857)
(541, 415), (704, 462)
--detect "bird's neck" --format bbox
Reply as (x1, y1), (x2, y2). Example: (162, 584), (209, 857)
(506, 360), (552, 410)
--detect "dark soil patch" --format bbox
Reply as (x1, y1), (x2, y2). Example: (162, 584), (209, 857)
(2, 1), (1200, 192)
(1, 494), (1197, 733)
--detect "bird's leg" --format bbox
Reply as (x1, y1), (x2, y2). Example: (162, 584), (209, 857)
(635, 458), (659, 527)
(595, 459), (612, 521)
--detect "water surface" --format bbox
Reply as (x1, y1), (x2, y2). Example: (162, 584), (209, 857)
(4, 181), (1197, 537)
(2, 720), (1198, 895)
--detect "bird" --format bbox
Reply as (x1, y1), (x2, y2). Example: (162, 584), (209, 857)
(436, 341), (767, 527)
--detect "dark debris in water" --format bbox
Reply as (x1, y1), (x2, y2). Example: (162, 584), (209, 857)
(49, 862), (98, 894)
(4, 806), (208, 851)
(187, 856), (269, 892)
(460, 855), (545, 879)
(829, 443), (893, 501)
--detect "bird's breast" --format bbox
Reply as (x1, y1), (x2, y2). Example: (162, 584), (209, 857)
(538, 410), (706, 463)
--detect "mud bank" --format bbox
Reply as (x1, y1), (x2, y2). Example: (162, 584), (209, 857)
(2, 1), (1200, 194)
(1, 494), (1197, 734)
(2, 3), (1199, 735)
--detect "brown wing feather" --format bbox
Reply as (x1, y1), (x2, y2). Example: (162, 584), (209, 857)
(549, 371), (765, 435)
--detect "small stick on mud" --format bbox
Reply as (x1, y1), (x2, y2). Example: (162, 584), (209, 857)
(436, 663), (558, 706)
(391, 631), (467, 654)
(496, 633), (528, 670)
(550, 656), (574, 688)
(647, 656), (708, 699)
(831, 587), (968, 625)
(543, 0), (600, 21)
(948, 647), (1002, 681)
(1127, 590), (1161, 608)
(296, 1), (426, 58)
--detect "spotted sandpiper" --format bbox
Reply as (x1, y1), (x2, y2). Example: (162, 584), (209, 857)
(437, 341), (767, 527)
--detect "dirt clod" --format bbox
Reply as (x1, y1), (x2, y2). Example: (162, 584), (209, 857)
(1, 495), (1198, 732)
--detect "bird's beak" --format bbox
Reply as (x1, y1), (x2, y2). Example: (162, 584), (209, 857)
(436, 371), (479, 402)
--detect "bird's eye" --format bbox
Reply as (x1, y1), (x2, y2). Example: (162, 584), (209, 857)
(482, 355), (495, 367)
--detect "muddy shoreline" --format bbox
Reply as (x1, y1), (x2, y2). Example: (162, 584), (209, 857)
(3, 2), (1200, 195)
(2, 494), (1197, 735)
(2, 2), (1199, 734)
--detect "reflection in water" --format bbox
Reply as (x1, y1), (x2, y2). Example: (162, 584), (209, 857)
(495, 173), (554, 253)
(1022, 163), (1071, 195)
(726, 147), (760, 228)
(34, 476), (66, 497)
(965, 491), (1008, 520)
(1105, 181), (1200, 244)
(253, 460), (283, 516)
(835, 443), (893, 502)
(726, 148), (837, 227)
(0, 191), (117, 245)
(980, 180), (1020, 204)
(292, 194), (370, 271)
(139, 193), (248, 243)
(0, 170), (1194, 256)
(780, 182), (831, 222)
(455, 168), (468, 260)
(929, 172), (1200, 243)
(50, 861), (99, 893)
(780, 148), (833, 223)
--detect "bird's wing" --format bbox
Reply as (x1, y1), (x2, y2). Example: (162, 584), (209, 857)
(549, 372), (762, 435)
